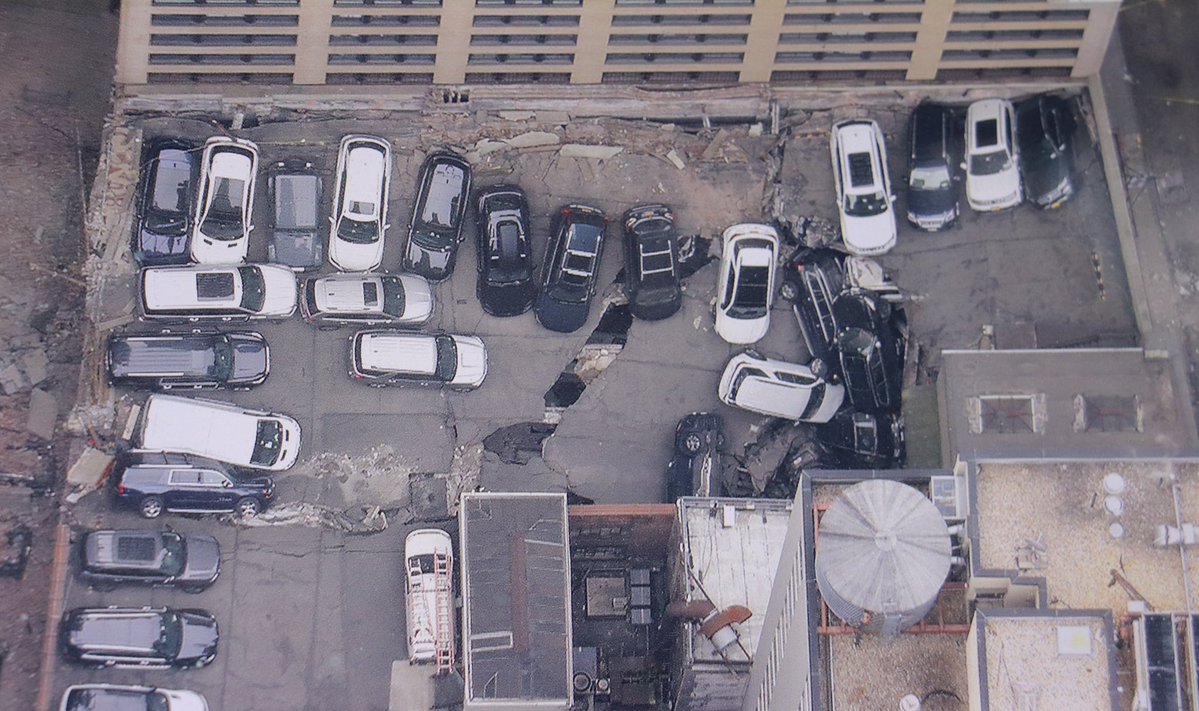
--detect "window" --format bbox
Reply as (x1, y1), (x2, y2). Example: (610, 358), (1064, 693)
(152, 14), (299, 26)
(328, 53), (437, 65)
(168, 470), (205, 486)
(474, 14), (580, 27)
(611, 14), (751, 26)
(1074, 394), (1142, 433)
(971, 394), (1045, 434)
(331, 14), (440, 26)
(329, 34), (438, 45)
(606, 52), (743, 64)
(470, 34), (577, 46)
(151, 34), (297, 46)
(608, 33), (747, 45)
(468, 53), (574, 65)
(477, 0), (580, 5)
(196, 272), (235, 299)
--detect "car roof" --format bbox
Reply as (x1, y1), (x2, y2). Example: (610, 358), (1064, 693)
(911, 105), (949, 163)
(68, 609), (163, 651)
(967, 99), (1011, 151)
(272, 172), (320, 230)
(343, 142), (387, 213)
(420, 156), (468, 228)
(835, 122), (883, 192)
(86, 530), (165, 568)
(358, 332), (437, 374)
(313, 276), (385, 312)
(142, 267), (241, 310)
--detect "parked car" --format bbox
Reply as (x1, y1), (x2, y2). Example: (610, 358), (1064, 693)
(301, 273), (433, 328)
(666, 412), (725, 501)
(139, 264), (297, 322)
(77, 529), (220, 593)
(831, 290), (907, 414)
(136, 394), (301, 472)
(59, 684), (209, 711)
(329, 135), (391, 272)
(1017, 95), (1076, 209)
(133, 138), (198, 266)
(714, 223), (778, 345)
(830, 120), (897, 255)
(813, 410), (905, 470)
(906, 104), (960, 231)
(60, 606), (219, 669)
(350, 330), (487, 390)
(964, 99), (1021, 212)
(622, 204), (682, 321)
(267, 162), (324, 271)
(403, 151), (472, 281)
(111, 451), (274, 519)
(475, 185), (536, 317)
(534, 204), (608, 333)
(106, 330), (269, 390)
(405, 528), (454, 664)
(717, 351), (845, 423)
(189, 136), (258, 264)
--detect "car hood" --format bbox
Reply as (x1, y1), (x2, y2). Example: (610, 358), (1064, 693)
(329, 235), (384, 272)
(840, 212), (897, 255)
(178, 612), (219, 663)
(229, 336), (269, 383)
(478, 279), (536, 317)
(161, 689), (209, 711)
(714, 310), (770, 345)
(405, 240), (454, 281)
(136, 227), (191, 265)
(451, 336), (488, 388)
(631, 286), (682, 321)
(398, 274), (435, 322)
(258, 266), (299, 317)
(180, 535), (220, 583)
(907, 187), (957, 216)
(1022, 156), (1070, 201)
(535, 292), (590, 333)
(967, 167), (1021, 202)
(268, 228), (322, 270)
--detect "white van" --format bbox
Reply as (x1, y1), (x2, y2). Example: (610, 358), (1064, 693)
(404, 529), (454, 667)
(137, 394), (301, 472)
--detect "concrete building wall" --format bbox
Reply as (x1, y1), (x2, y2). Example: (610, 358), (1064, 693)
(116, 0), (1119, 90)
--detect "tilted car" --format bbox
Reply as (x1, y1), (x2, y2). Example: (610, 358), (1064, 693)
(77, 529), (220, 593)
(351, 330), (488, 390)
(139, 264), (297, 322)
(831, 290), (907, 414)
(717, 351), (845, 423)
(60, 606), (219, 669)
(137, 394), (302, 472)
(106, 330), (269, 391)
(534, 204), (608, 333)
(475, 185), (536, 317)
(623, 204), (682, 321)
(301, 273), (433, 328)
(906, 104), (960, 231)
(189, 136), (259, 264)
(1017, 95), (1076, 209)
(403, 151), (472, 282)
(964, 99), (1022, 212)
(830, 120), (897, 255)
(133, 138), (198, 266)
(59, 684), (209, 711)
(665, 412), (725, 501)
(329, 135), (391, 272)
(111, 451), (274, 519)
(779, 248), (849, 366)
(812, 410), (906, 470)
(267, 162), (324, 271)
(714, 223), (778, 345)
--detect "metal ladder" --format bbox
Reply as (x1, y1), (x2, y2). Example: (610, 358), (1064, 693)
(432, 553), (454, 674)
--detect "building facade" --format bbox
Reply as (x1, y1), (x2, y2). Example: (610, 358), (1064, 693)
(116, 0), (1120, 89)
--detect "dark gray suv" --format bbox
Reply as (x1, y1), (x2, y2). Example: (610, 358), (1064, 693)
(60, 606), (219, 669)
(78, 529), (220, 594)
(107, 330), (269, 390)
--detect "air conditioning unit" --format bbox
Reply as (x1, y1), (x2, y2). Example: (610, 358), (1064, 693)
(929, 476), (965, 521)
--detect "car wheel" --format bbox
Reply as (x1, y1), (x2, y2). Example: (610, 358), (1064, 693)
(180, 584), (206, 595)
(236, 497), (261, 518)
(683, 433), (704, 455)
(139, 496), (164, 519)
(779, 280), (799, 301)
(809, 358), (829, 380)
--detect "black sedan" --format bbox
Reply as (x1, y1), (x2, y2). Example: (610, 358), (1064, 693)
(403, 150), (472, 282)
(623, 204), (682, 321)
(133, 138), (197, 266)
(813, 410), (905, 469)
(475, 185), (536, 317)
(779, 248), (850, 365)
(534, 205), (607, 333)
(1017, 95), (1076, 209)
(831, 290), (907, 414)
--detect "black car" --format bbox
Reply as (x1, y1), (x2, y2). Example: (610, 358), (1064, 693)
(778, 248), (849, 365)
(1017, 95), (1076, 209)
(403, 151), (472, 282)
(78, 529), (220, 593)
(111, 451), (274, 519)
(60, 606), (219, 669)
(666, 413), (725, 501)
(475, 185), (536, 317)
(813, 410), (905, 469)
(535, 204), (607, 333)
(267, 162), (324, 271)
(831, 290), (907, 414)
(906, 104), (960, 231)
(133, 138), (197, 266)
(106, 330), (269, 390)
(623, 204), (682, 321)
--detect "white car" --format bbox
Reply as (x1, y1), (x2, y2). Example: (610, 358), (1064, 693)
(300, 273), (433, 327)
(405, 529), (454, 664)
(718, 351), (845, 423)
(329, 135), (391, 272)
(190, 136), (259, 264)
(964, 99), (1022, 211)
(714, 223), (778, 345)
(60, 684), (208, 711)
(140, 264), (298, 321)
(138, 394), (302, 472)
(830, 120), (897, 255)
(351, 330), (487, 390)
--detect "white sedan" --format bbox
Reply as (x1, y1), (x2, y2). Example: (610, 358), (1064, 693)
(329, 135), (391, 272)
(190, 136), (259, 264)
(714, 223), (778, 345)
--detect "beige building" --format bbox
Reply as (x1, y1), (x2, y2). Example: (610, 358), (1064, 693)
(116, 0), (1120, 90)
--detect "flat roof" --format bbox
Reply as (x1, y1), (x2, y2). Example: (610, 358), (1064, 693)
(829, 633), (969, 710)
(678, 498), (793, 666)
(459, 492), (571, 709)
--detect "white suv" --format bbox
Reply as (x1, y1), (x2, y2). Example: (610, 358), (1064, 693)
(140, 264), (297, 321)
(329, 135), (392, 272)
(830, 120), (897, 255)
(964, 99), (1022, 211)
(717, 351), (845, 423)
(300, 274), (433, 327)
(190, 136), (259, 265)
(350, 330), (487, 390)
(714, 223), (778, 345)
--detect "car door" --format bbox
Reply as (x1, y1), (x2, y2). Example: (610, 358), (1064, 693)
(200, 469), (238, 511)
(166, 469), (206, 510)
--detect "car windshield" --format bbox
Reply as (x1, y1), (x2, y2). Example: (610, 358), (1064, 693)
(251, 420), (283, 466)
(729, 366), (766, 399)
(148, 151), (191, 219)
(799, 382), (830, 420)
(154, 611), (183, 658)
(434, 336), (458, 382)
(728, 265), (769, 319)
(147, 691), (170, 711)
(208, 337), (234, 380)
(160, 532), (186, 577)
(844, 191), (889, 217)
(970, 150), (1011, 176)
(337, 215), (379, 244)
(909, 164), (951, 190)
(237, 267), (266, 313)
(200, 177), (246, 240)
(381, 277), (406, 317)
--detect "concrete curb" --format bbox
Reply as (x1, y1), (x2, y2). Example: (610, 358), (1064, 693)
(34, 523), (70, 711)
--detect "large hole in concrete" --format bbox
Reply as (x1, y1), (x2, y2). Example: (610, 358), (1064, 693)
(483, 422), (558, 465)
(542, 301), (633, 413)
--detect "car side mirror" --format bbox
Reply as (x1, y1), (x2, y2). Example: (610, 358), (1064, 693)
(223, 480), (233, 488)
(959, 161), (967, 171)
